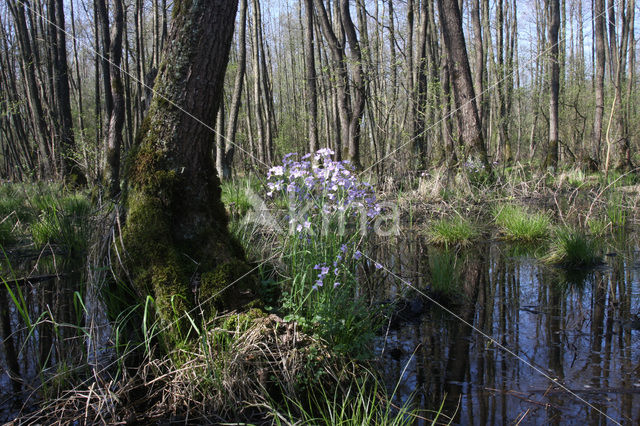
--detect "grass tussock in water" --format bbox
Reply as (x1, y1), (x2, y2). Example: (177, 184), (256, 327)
(427, 216), (478, 248)
(606, 194), (628, 228)
(493, 204), (550, 242)
(29, 192), (92, 252)
(543, 227), (601, 267)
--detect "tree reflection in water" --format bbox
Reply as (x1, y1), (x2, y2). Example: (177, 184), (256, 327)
(373, 235), (640, 424)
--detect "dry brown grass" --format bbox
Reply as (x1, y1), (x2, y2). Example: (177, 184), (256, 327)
(11, 313), (342, 424)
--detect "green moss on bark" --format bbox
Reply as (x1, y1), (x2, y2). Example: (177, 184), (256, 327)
(200, 259), (258, 311)
(116, 0), (249, 349)
(119, 127), (256, 347)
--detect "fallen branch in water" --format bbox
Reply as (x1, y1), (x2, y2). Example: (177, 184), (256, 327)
(1, 274), (66, 286)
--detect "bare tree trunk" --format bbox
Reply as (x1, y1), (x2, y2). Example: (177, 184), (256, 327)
(614, 0), (632, 170)
(96, 0), (113, 122)
(105, 0), (125, 197)
(69, 0), (87, 168)
(256, 3), (275, 164)
(134, 0), (145, 127)
(49, 0), (84, 184)
(314, 0), (350, 161)
(436, 0), (491, 170)
(220, 0), (248, 180)
(251, 0), (266, 164)
(413, 0), (429, 169)
(545, 0), (560, 169)
(304, 0), (318, 154)
(441, 59), (457, 166)
(593, 0), (606, 166)
(406, 0), (415, 159)
(386, 0), (398, 157)
(495, 0), (511, 163)
(471, 0), (484, 125)
(93, 3), (102, 179)
(339, 0), (364, 170)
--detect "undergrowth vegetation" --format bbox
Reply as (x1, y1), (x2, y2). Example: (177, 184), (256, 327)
(2, 162), (639, 423)
(0, 183), (92, 252)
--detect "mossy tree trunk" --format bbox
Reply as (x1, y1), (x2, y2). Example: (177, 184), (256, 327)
(121, 0), (254, 345)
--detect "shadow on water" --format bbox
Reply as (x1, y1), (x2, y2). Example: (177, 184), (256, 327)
(371, 232), (640, 425)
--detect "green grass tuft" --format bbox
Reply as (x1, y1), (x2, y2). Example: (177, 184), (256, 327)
(493, 204), (550, 242)
(586, 217), (609, 236)
(30, 193), (92, 252)
(221, 177), (261, 220)
(605, 195), (627, 228)
(272, 371), (428, 425)
(544, 227), (601, 267)
(427, 216), (478, 248)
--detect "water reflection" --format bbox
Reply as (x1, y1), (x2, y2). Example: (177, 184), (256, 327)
(375, 234), (640, 425)
(0, 250), (86, 413)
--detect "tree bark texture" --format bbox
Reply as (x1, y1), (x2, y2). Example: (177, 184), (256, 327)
(546, 0), (560, 169)
(122, 0), (253, 344)
(436, 0), (490, 170)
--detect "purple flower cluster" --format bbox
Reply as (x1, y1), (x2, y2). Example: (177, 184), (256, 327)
(266, 149), (381, 232)
(312, 262), (341, 290)
(311, 243), (356, 291)
(463, 158), (486, 173)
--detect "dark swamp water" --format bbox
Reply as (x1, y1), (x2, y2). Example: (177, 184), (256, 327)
(0, 249), (109, 422)
(1, 232), (640, 425)
(371, 232), (640, 425)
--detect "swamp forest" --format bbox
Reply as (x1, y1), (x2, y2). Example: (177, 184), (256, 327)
(0, 0), (640, 424)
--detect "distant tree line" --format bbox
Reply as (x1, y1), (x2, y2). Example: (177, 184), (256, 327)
(0, 0), (638, 186)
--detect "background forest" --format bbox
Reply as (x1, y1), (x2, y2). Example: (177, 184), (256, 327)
(1, 0), (638, 183)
